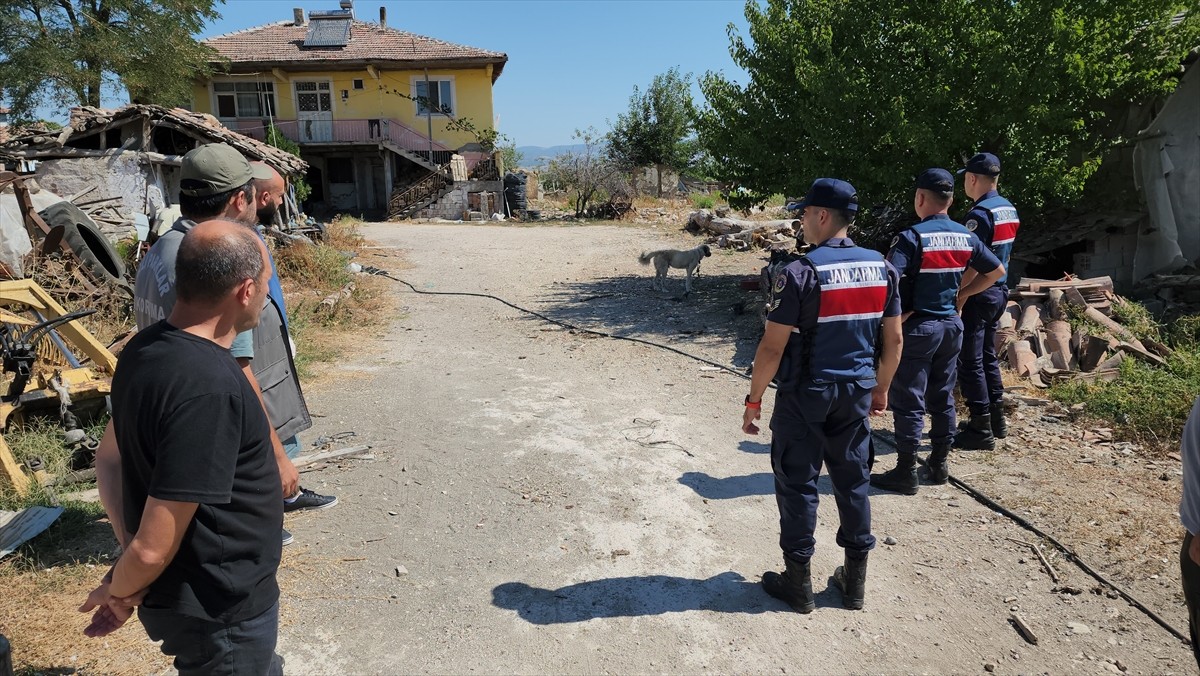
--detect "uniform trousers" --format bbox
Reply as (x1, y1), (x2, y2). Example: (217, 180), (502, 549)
(958, 285), (1009, 415)
(770, 381), (875, 562)
(890, 315), (964, 453)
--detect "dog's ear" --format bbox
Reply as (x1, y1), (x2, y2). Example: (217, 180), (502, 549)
(703, 245), (712, 257)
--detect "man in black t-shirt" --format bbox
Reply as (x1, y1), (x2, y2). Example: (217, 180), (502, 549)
(81, 219), (284, 675)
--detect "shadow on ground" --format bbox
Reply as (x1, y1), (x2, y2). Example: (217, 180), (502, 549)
(492, 572), (777, 624)
(530, 273), (763, 367)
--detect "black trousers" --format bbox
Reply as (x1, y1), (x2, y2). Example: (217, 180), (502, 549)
(139, 600), (283, 676)
(1181, 531), (1200, 669)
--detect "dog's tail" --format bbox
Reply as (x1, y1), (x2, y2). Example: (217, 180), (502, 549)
(638, 251), (662, 265)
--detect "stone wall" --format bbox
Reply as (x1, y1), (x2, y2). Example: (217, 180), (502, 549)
(415, 180), (505, 220)
(31, 155), (170, 241)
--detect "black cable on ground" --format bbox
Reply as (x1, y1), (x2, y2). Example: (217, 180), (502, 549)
(368, 266), (1187, 644)
(871, 432), (1189, 643)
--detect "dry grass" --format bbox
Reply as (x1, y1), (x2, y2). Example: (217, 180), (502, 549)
(21, 252), (135, 350)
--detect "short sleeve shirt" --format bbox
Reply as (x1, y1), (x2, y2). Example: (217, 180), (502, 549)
(111, 322), (282, 623)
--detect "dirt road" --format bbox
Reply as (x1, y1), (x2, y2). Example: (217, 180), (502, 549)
(277, 222), (1191, 674)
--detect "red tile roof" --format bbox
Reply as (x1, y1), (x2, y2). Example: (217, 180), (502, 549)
(204, 20), (507, 79)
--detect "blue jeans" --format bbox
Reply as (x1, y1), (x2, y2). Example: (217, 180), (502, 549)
(281, 435), (302, 460)
(138, 601), (283, 676)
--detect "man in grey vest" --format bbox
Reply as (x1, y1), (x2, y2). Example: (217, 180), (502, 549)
(126, 144), (335, 547)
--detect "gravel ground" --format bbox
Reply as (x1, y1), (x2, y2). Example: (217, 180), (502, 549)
(275, 221), (1193, 675)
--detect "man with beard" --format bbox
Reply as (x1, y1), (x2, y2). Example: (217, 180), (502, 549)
(243, 162), (337, 515)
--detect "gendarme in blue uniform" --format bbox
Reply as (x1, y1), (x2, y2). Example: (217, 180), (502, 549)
(885, 210), (1000, 455)
(958, 177), (1020, 418)
(768, 237), (902, 561)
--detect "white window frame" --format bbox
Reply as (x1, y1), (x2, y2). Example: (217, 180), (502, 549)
(292, 79), (336, 117)
(410, 75), (456, 117)
(211, 80), (278, 119)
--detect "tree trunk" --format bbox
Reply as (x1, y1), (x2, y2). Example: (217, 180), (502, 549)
(655, 163), (664, 198)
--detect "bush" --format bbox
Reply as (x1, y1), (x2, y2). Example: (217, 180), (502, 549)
(691, 194), (715, 209)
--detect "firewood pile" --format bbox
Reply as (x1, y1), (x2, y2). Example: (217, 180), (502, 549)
(1000, 276), (1171, 388)
(684, 209), (800, 251)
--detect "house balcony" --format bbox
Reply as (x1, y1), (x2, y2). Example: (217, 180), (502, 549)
(220, 116), (483, 166)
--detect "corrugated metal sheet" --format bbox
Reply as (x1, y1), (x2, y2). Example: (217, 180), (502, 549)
(0, 506), (63, 559)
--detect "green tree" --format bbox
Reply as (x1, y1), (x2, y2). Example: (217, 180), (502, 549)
(0, 1), (219, 117)
(265, 124), (311, 203)
(546, 127), (626, 217)
(607, 67), (698, 197)
(497, 141), (523, 173)
(697, 0), (1199, 235)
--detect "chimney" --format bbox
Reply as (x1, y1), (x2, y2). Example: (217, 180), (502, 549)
(379, 6), (387, 29)
(292, 7), (304, 25)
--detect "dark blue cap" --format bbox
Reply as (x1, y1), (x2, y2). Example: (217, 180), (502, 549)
(916, 168), (955, 193)
(796, 178), (858, 212)
(958, 152), (1001, 176)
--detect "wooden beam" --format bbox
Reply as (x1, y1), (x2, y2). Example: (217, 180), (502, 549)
(0, 435), (30, 497)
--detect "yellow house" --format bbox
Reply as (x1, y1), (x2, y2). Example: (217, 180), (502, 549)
(194, 1), (507, 215)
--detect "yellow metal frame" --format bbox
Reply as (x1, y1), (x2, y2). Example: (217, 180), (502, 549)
(0, 279), (118, 495)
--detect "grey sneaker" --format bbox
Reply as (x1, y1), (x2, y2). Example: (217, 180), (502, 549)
(284, 487), (339, 513)
(282, 528), (294, 547)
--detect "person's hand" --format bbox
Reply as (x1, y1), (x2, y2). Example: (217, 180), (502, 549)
(956, 295), (967, 314)
(278, 456), (300, 499)
(870, 385), (889, 415)
(1190, 533), (1200, 567)
(79, 581), (134, 637)
(742, 405), (762, 435)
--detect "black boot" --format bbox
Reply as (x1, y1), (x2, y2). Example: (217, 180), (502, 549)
(870, 453), (917, 495)
(762, 556), (815, 613)
(832, 553), (868, 610)
(953, 413), (995, 450)
(925, 442), (950, 485)
(990, 403), (1008, 439)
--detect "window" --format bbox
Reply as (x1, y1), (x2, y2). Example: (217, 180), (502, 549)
(295, 81), (332, 113)
(213, 82), (276, 118)
(415, 79), (453, 116)
(353, 79), (365, 90)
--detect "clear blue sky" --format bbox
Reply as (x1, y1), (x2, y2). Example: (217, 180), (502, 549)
(44, 0), (752, 147)
(200, 0), (751, 147)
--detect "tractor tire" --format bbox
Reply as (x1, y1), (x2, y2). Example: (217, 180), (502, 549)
(38, 201), (127, 286)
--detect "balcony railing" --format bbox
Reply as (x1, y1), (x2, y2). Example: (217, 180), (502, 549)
(222, 117), (452, 156)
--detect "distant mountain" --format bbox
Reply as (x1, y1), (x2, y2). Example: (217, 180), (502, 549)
(514, 144), (588, 167)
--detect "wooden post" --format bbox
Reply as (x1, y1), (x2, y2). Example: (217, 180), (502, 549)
(0, 435), (30, 497)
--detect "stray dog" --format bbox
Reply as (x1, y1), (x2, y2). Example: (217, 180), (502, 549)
(638, 244), (712, 294)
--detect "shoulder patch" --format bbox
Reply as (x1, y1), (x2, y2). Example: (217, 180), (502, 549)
(774, 273), (788, 295)
(965, 219), (978, 232)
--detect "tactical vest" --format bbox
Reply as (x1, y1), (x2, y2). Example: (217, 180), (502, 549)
(975, 193), (1019, 285)
(898, 217), (974, 317)
(780, 243), (888, 387)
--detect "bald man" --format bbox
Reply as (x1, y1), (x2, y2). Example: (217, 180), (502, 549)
(251, 162), (286, 229)
(84, 219), (285, 674)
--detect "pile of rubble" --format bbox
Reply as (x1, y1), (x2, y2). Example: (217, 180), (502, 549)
(999, 276), (1171, 387)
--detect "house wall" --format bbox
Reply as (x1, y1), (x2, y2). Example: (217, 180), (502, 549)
(1072, 227), (1140, 291)
(32, 155), (161, 241)
(192, 65), (496, 150)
